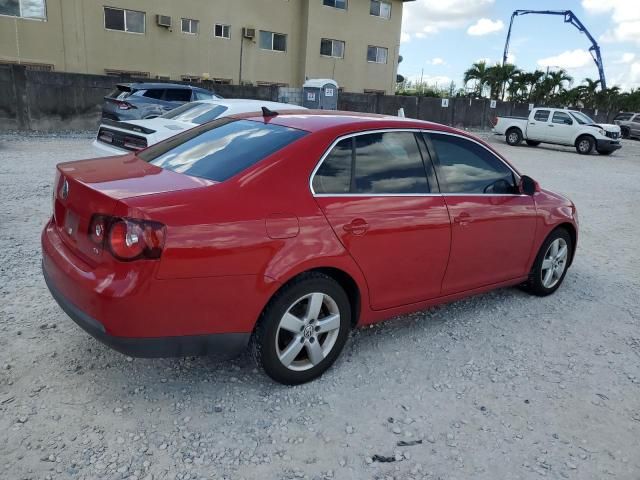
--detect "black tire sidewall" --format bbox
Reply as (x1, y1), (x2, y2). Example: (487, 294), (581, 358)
(576, 136), (594, 155)
(527, 229), (573, 296)
(255, 274), (351, 385)
(506, 128), (523, 146)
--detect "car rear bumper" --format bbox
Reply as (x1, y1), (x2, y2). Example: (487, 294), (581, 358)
(92, 139), (129, 156)
(596, 139), (622, 152)
(43, 263), (250, 358)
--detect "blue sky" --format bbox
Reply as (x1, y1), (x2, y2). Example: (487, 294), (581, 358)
(399, 0), (640, 91)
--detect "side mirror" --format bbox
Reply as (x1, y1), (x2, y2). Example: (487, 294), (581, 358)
(519, 175), (539, 196)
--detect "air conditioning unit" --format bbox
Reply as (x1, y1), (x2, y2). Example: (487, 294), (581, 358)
(243, 27), (256, 39)
(156, 15), (172, 28)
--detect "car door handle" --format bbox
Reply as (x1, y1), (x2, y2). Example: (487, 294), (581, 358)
(548, 124), (554, 127)
(343, 218), (369, 235)
(453, 212), (472, 227)
(529, 122), (536, 125)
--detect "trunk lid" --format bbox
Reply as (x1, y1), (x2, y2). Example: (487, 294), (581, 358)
(53, 154), (215, 264)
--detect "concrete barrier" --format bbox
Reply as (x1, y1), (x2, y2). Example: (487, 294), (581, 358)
(0, 65), (618, 131)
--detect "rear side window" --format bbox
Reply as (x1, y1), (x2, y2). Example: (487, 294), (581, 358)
(141, 89), (165, 100)
(165, 89), (192, 102)
(429, 133), (516, 194)
(107, 87), (133, 100)
(138, 119), (307, 182)
(533, 110), (550, 121)
(312, 131), (429, 194)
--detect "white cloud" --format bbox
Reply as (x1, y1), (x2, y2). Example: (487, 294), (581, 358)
(402, 0), (494, 41)
(430, 57), (445, 65)
(405, 74), (453, 87)
(537, 49), (593, 69)
(615, 52), (636, 64)
(467, 18), (504, 36)
(400, 32), (410, 43)
(506, 53), (516, 64)
(582, 0), (640, 46)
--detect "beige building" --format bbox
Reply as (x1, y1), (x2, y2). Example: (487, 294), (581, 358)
(0, 0), (411, 94)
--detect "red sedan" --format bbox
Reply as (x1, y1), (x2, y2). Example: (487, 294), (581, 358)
(42, 111), (578, 384)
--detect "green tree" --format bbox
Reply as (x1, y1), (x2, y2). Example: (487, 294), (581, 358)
(463, 61), (489, 97)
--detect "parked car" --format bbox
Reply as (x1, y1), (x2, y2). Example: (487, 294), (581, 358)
(612, 112), (640, 139)
(42, 111), (578, 385)
(493, 107), (622, 155)
(102, 83), (220, 121)
(94, 99), (307, 155)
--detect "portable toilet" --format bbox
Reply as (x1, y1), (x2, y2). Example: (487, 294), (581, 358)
(302, 79), (338, 110)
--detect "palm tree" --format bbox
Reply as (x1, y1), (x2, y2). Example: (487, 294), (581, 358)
(525, 70), (546, 103)
(485, 63), (520, 101)
(575, 78), (601, 108)
(463, 61), (489, 97)
(547, 69), (573, 95)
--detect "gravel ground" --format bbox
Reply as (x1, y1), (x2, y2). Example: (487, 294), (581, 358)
(1, 132), (639, 480)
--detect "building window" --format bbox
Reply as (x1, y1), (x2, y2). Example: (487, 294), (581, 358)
(214, 23), (231, 39)
(181, 75), (201, 83)
(323, 0), (347, 10)
(0, 0), (46, 19)
(213, 78), (232, 84)
(0, 60), (53, 71)
(364, 89), (385, 94)
(259, 31), (287, 52)
(367, 45), (388, 64)
(256, 81), (289, 87)
(181, 18), (199, 34)
(320, 39), (345, 58)
(104, 7), (145, 34)
(370, 0), (391, 19)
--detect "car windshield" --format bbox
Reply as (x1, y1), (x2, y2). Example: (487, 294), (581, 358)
(138, 118), (307, 182)
(161, 102), (229, 124)
(569, 111), (595, 125)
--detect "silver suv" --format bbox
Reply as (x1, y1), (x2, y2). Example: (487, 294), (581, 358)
(102, 83), (221, 121)
(613, 112), (640, 139)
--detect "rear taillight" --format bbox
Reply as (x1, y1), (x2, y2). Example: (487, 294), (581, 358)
(490, 116), (498, 127)
(123, 136), (147, 151)
(117, 101), (136, 110)
(89, 215), (166, 261)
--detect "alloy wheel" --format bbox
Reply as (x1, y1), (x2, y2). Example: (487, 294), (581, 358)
(275, 292), (341, 371)
(541, 238), (568, 289)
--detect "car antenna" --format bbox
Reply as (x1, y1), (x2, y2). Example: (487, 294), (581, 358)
(262, 106), (278, 117)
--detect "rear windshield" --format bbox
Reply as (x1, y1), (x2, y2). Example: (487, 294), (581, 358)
(138, 119), (307, 182)
(161, 102), (228, 124)
(614, 113), (633, 121)
(107, 86), (134, 100)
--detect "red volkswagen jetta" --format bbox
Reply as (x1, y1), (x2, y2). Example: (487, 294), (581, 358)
(42, 111), (578, 384)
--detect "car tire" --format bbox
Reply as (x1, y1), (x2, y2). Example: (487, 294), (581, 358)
(620, 127), (630, 139)
(252, 272), (351, 385)
(575, 135), (594, 155)
(525, 140), (541, 146)
(522, 228), (572, 297)
(596, 149), (614, 156)
(506, 128), (523, 146)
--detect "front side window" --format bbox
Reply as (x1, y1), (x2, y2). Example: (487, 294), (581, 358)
(633, 115), (640, 124)
(138, 119), (307, 182)
(320, 39), (345, 58)
(552, 112), (572, 125)
(323, 0), (347, 10)
(181, 18), (199, 34)
(533, 110), (550, 122)
(214, 23), (231, 39)
(0, 0), (46, 19)
(367, 46), (388, 64)
(259, 31), (287, 52)
(613, 113), (631, 121)
(370, 0), (391, 19)
(104, 7), (145, 33)
(429, 133), (516, 194)
(312, 132), (429, 195)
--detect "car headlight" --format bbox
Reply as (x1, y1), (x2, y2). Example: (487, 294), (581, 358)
(598, 128), (606, 136)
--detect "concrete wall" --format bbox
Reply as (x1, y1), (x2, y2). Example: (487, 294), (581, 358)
(0, 66), (619, 132)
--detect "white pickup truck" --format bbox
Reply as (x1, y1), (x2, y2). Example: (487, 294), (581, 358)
(493, 107), (622, 155)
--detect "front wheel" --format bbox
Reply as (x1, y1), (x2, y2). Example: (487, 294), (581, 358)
(252, 273), (351, 385)
(523, 228), (573, 296)
(575, 136), (594, 155)
(506, 128), (523, 146)
(621, 127), (630, 139)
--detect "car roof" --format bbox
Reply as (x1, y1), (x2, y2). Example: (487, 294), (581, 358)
(233, 110), (457, 134)
(118, 82), (207, 91)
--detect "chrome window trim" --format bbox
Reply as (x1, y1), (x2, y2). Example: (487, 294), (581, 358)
(309, 128), (523, 197)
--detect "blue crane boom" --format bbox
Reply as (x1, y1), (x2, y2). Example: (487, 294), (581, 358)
(502, 9), (607, 89)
